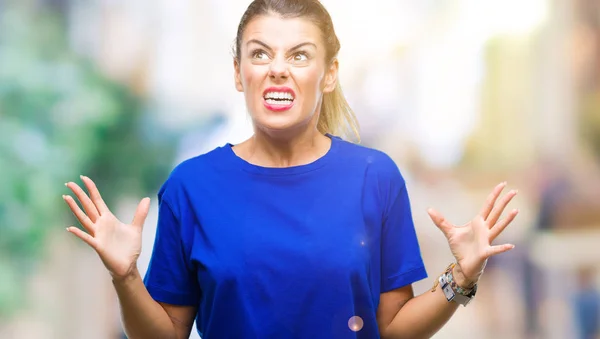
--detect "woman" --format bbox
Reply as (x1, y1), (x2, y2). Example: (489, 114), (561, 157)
(63, 1), (518, 338)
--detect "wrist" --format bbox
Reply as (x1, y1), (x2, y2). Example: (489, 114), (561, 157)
(111, 267), (140, 285)
(431, 263), (478, 307)
(452, 265), (477, 289)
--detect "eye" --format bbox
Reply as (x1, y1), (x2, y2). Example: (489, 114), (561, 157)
(251, 50), (269, 60)
(293, 52), (308, 62)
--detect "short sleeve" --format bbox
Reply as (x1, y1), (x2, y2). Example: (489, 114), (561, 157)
(143, 184), (201, 306)
(380, 173), (427, 292)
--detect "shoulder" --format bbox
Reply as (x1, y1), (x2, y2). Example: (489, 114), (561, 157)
(158, 145), (227, 200)
(334, 137), (406, 185)
(334, 137), (410, 215)
(173, 146), (226, 178)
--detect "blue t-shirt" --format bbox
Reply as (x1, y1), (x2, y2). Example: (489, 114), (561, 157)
(144, 135), (427, 339)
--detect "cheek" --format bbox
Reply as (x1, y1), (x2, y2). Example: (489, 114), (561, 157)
(240, 70), (262, 106)
(240, 67), (256, 90)
(240, 62), (266, 88)
(297, 68), (325, 99)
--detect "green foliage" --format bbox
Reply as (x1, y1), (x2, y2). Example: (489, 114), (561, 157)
(0, 4), (176, 318)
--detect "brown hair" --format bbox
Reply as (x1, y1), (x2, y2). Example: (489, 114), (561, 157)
(233, 0), (360, 141)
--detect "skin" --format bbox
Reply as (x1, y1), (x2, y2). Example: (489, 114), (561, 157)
(63, 14), (519, 339)
(232, 14), (336, 168)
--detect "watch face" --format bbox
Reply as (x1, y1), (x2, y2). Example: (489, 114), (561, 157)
(442, 284), (455, 302)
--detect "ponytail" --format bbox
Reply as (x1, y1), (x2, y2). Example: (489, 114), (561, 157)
(318, 82), (360, 142)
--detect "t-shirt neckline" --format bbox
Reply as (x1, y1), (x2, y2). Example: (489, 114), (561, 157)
(224, 133), (339, 176)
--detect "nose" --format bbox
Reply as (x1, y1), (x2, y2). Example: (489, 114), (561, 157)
(268, 57), (289, 81)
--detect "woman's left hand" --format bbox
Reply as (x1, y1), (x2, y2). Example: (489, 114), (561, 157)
(427, 182), (519, 288)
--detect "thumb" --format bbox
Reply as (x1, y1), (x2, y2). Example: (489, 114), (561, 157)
(132, 197), (151, 228)
(427, 208), (452, 236)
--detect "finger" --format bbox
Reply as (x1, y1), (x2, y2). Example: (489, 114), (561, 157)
(479, 182), (507, 219)
(485, 243), (515, 258)
(66, 182), (100, 223)
(63, 195), (96, 234)
(66, 226), (97, 249)
(81, 175), (110, 215)
(487, 189), (518, 225)
(427, 208), (453, 236)
(490, 209), (519, 241)
(131, 197), (151, 228)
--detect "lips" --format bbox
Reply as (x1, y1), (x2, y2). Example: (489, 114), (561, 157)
(262, 86), (295, 112)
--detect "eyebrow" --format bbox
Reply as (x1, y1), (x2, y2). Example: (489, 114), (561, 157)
(246, 39), (317, 52)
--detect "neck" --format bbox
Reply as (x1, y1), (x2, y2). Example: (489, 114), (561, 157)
(237, 125), (331, 168)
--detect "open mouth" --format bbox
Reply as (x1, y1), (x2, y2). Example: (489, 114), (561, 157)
(262, 88), (296, 112)
(263, 91), (295, 105)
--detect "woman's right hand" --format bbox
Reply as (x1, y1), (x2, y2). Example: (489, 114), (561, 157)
(63, 175), (151, 281)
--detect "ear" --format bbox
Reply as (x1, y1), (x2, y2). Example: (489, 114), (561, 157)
(322, 58), (339, 94)
(234, 58), (244, 92)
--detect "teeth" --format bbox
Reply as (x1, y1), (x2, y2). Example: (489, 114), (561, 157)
(266, 98), (292, 105)
(264, 91), (294, 100)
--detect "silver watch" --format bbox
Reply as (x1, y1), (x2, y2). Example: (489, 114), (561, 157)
(439, 274), (475, 307)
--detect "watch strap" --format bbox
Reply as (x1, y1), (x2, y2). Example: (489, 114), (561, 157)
(432, 263), (478, 307)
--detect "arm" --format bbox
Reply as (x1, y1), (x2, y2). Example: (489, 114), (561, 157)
(377, 182), (519, 339)
(377, 268), (467, 339)
(113, 269), (196, 339)
(63, 176), (197, 339)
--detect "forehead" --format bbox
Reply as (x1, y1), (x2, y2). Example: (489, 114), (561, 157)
(242, 14), (322, 47)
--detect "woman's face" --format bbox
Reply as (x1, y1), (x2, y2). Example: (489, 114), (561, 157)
(234, 14), (338, 135)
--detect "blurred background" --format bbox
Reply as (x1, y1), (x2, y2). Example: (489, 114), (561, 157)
(1, 0), (599, 338)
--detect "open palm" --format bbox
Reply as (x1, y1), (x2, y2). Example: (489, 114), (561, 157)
(63, 176), (150, 280)
(428, 182), (519, 285)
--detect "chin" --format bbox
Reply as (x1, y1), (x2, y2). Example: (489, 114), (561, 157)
(257, 118), (300, 132)
(254, 114), (312, 136)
